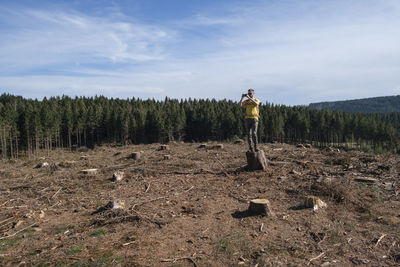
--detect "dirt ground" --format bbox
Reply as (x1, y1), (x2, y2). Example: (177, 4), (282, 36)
(0, 142), (399, 266)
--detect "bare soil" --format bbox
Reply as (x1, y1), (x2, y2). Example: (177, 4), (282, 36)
(0, 142), (400, 266)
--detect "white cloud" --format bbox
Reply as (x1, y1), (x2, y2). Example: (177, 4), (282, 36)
(0, 7), (173, 73)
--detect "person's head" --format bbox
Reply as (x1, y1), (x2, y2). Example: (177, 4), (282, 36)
(248, 89), (255, 97)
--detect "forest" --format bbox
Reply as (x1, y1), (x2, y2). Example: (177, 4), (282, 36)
(309, 95), (400, 113)
(0, 93), (399, 158)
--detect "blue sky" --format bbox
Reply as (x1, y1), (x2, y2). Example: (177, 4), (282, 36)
(0, 0), (399, 105)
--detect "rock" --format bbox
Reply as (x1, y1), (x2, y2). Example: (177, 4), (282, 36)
(112, 171), (124, 181)
(164, 155), (171, 160)
(198, 144), (208, 148)
(248, 199), (274, 216)
(215, 144), (224, 149)
(246, 150), (268, 171)
(80, 169), (98, 175)
(304, 196), (327, 210)
(129, 152), (141, 160)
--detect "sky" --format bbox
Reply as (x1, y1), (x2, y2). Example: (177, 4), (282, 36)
(0, 0), (399, 105)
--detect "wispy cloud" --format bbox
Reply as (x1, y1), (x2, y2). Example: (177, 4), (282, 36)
(0, 6), (173, 73)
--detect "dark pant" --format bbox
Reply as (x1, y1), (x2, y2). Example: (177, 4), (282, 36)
(245, 118), (258, 150)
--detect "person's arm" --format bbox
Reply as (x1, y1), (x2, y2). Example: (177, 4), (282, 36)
(239, 94), (248, 107)
(247, 97), (260, 106)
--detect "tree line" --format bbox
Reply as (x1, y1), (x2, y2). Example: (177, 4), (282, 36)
(309, 95), (400, 113)
(0, 93), (399, 158)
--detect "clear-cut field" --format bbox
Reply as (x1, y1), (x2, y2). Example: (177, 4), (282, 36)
(0, 142), (399, 266)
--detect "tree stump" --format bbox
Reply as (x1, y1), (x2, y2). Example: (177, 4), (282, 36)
(129, 152), (141, 160)
(303, 196), (327, 210)
(246, 150), (267, 171)
(35, 162), (49, 168)
(106, 200), (125, 210)
(159, 145), (169, 151)
(112, 171), (124, 181)
(248, 199), (274, 216)
(215, 144), (224, 149)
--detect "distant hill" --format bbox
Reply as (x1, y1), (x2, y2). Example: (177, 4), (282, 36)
(309, 95), (400, 113)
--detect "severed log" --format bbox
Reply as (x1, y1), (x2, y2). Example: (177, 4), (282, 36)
(248, 199), (274, 216)
(246, 150), (267, 171)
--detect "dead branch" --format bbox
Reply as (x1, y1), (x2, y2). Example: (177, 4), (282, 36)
(0, 217), (14, 225)
(307, 252), (325, 266)
(144, 182), (151, 193)
(130, 209), (166, 228)
(161, 256), (197, 266)
(214, 155), (232, 178)
(131, 196), (166, 210)
(374, 234), (386, 248)
(185, 186), (194, 192)
(3, 205), (28, 209)
(51, 187), (62, 199)
(0, 199), (14, 207)
(0, 223), (36, 240)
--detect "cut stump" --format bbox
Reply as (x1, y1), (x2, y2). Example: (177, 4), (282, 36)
(129, 152), (141, 160)
(246, 150), (267, 171)
(112, 171), (124, 181)
(106, 200), (125, 210)
(159, 145), (169, 151)
(303, 196), (327, 210)
(248, 199), (274, 216)
(35, 162), (49, 168)
(215, 144), (224, 149)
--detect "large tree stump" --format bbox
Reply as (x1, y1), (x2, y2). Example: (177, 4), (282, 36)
(248, 199), (274, 216)
(246, 150), (267, 171)
(129, 152), (141, 160)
